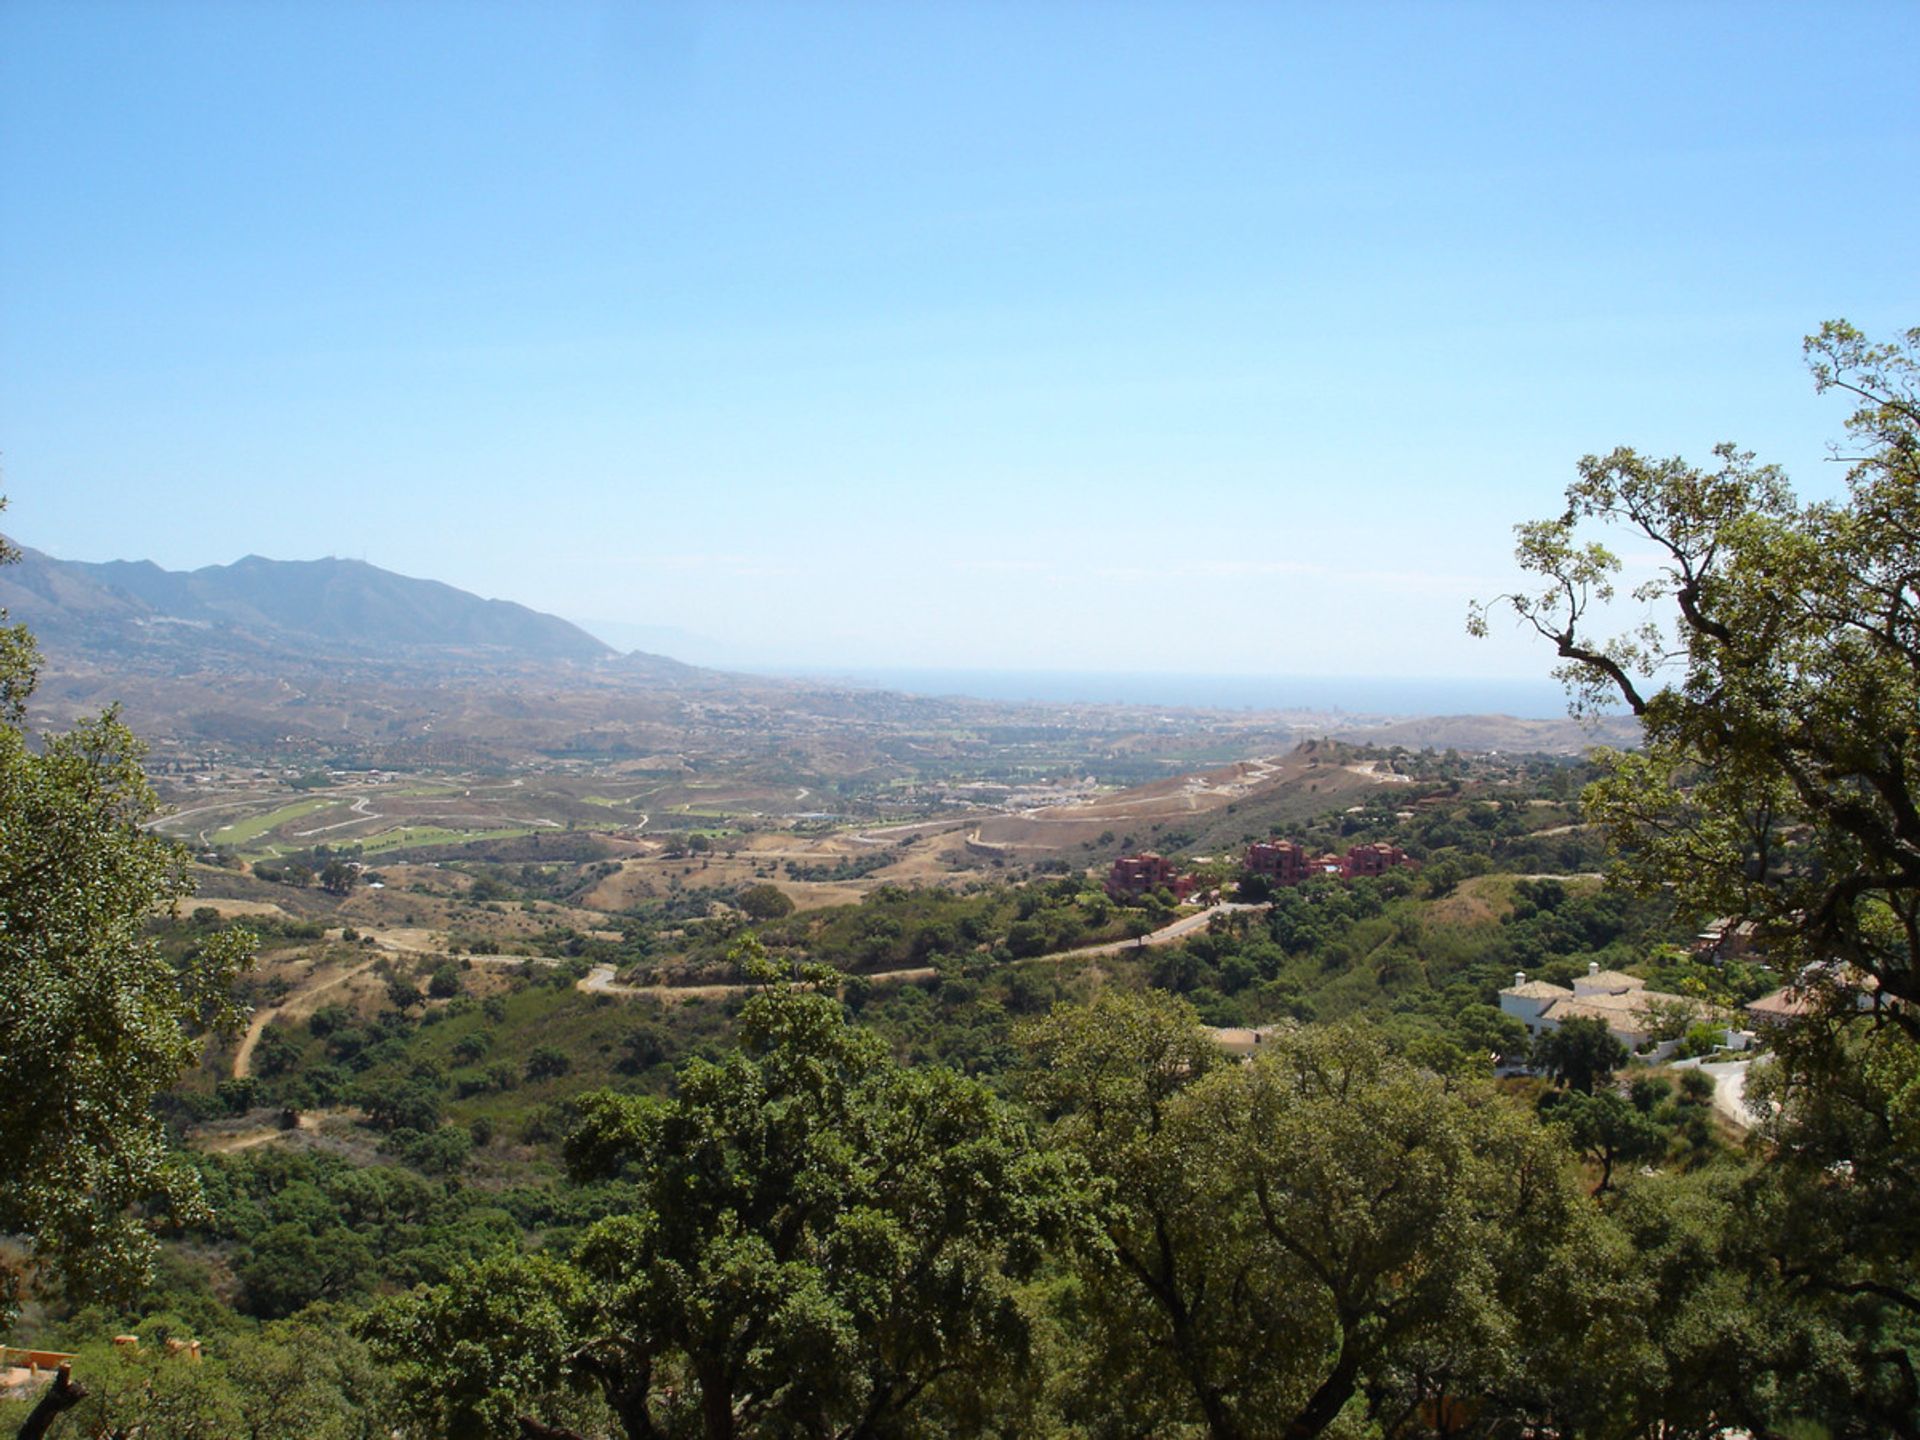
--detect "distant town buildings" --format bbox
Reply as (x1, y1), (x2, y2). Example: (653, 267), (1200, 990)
(1107, 838), (1413, 904)
(1206, 1024), (1281, 1060)
(1, 1347), (78, 1400)
(1742, 987), (1817, 1028)
(1691, 916), (1763, 961)
(1342, 841), (1411, 878)
(1744, 964), (1884, 1028)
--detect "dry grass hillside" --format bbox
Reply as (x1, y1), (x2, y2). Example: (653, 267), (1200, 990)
(963, 746), (1396, 856)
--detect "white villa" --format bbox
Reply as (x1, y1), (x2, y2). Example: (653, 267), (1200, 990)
(1499, 962), (1713, 1058)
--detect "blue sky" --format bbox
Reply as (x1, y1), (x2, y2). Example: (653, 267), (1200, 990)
(3, 2), (1915, 684)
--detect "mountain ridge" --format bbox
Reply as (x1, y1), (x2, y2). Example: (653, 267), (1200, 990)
(0, 543), (634, 669)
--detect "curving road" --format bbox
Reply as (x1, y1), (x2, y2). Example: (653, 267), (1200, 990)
(1688, 1057), (1766, 1132)
(576, 901), (1267, 1002)
(293, 794), (381, 837)
(232, 956), (382, 1078)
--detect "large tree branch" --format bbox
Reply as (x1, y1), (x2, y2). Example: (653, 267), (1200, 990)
(1816, 374), (1920, 432)
(571, 1344), (662, 1440)
(1553, 634), (1648, 715)
(839, 1359), (966, 1440)
(1250, 1177), (1339, 1295)
(15, 1364), (87, 1440)
(1116, 1211), (1242, 1440)
(1672, 573), (1739, 650)
(1284, 1337), (1368, 1440)
(1778, 1266), (1920, 1318)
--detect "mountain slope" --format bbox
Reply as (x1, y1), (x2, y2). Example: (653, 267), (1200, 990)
(0, 544), (619, 666)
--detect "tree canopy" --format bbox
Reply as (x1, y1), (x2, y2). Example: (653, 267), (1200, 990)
(1020, 994), (1600, 1439)
(1476, 321), (1920, 1431)
(1470, 321), (1919, 1029)
(367, 940), (1091, 1439)
(1532, 1014), (1629, 1095)
(0, 525), (253, 1319)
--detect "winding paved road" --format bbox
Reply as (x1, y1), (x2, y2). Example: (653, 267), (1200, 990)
(293, 795), (381, 837)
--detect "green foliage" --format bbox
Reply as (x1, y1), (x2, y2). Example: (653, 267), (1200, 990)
(385, 1123), (474, 1175)
(1479, 321), (1920, 1434)
(1022, 994), (1598, 1438)
(1541, 1088), (1666, 1193)
(0, 1313), (392, 1440)
(363, 1251), (596, 1439)
(1742, 1020), (1920, 1425)
(1630, 1074), (1674, 1113)
(1475, 322), (1920, 1028)
(756, 880), (1128, 977)
(734, 881), (794, 920)
(1533, 1016), (1631, 1095)
(1110, 868), (1668, 1061)
(0, 549), (254, 1318)
(359, 1071), (445, 1134)
(374, 937), (1090, 1438)
(239, 1223), (375, 1318)
(318, 858), (359, 896)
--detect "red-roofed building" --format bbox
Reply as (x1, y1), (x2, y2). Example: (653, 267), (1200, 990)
(1245, 839), (1316, 886)
(1341, 842), (1411, 878)
(1243, 838), (1413, 891)
(1107, 852), (1193, 900)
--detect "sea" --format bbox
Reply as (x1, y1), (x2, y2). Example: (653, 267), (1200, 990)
(782, 669), (1582, 720)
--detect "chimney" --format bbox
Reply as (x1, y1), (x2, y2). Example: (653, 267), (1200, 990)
(1588, 961), (1600, 976)
(1514, 972), (1526, 988)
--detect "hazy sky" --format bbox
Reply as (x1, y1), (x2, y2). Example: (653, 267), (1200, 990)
(4, 2), (1916, 681)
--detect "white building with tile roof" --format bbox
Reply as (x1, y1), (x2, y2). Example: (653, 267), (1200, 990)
(1500, 962), (1711, 1057)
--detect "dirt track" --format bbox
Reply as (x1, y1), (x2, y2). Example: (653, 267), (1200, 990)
(232, 955), (383, 1078)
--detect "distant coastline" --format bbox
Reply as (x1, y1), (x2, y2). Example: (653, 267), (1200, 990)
(776, 668), (1584, 721)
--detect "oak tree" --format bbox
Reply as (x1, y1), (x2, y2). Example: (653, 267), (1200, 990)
(1474, 322), (1920, 1432)
(1469, 321), (1920, 1028)
(1021, 995), (1596, 1439)
(1532, 1014), (1630, 1095)
(0, 524), (252, 1320)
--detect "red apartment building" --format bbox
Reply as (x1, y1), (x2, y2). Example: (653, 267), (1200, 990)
(1106, 852), (1194, 900)
(1341, 842), (1411, 878)
(1245, 839), (1316, 886)
(1244, 839), (1413, 887)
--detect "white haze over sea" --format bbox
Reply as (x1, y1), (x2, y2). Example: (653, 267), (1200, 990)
(778, 669), (1581, 721)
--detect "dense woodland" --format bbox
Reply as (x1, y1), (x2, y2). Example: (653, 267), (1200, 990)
(3, 326), (1919, 1437)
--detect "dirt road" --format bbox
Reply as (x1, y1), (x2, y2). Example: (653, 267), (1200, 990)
(232, 956), (382, 1078)
(576, 901), (1266, 1003)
